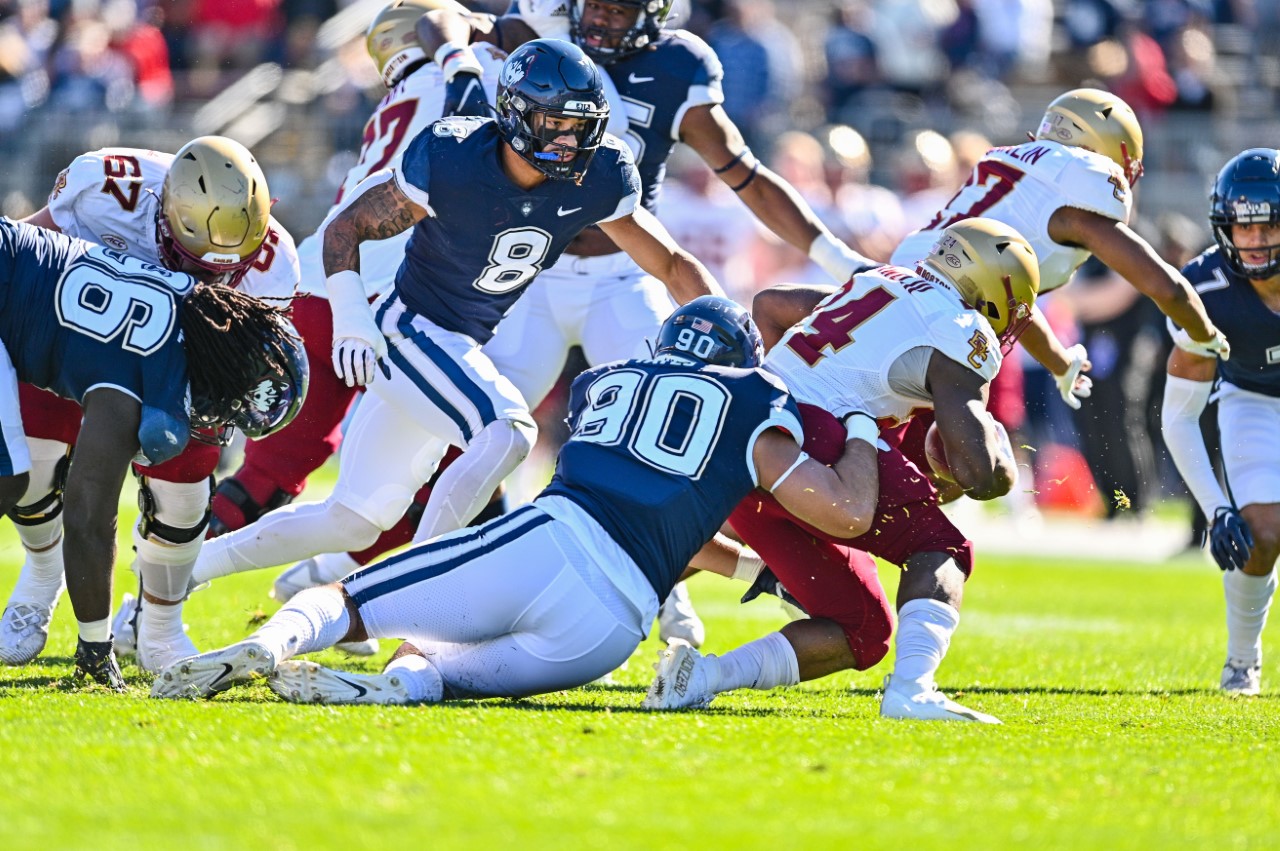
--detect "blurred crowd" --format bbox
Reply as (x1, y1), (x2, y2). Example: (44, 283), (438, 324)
(1, 0), (1272, 533)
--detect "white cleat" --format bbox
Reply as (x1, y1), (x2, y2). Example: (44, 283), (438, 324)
(150, 641), (276, 700)
(269, 660), (414, 705)
(643, 640), (717, 710)
(110, 593), (141, 658)
(136, 623), (201, 675)
(1220, 660), (1261, 696)
(657, 581), (705, 648)
(0, 602), (55, 665)
(879, 674), (1002, 724)
(271, 558), (327, 603)
(336, 638), (380, 657)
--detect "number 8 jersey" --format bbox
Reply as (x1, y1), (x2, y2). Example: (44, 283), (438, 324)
(766, 265), (1002, 426)
(891, 139), (1132, 293)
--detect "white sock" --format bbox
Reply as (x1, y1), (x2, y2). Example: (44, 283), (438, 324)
(384, 653), (445, 702)
(9, 517), (65, 605)
(1224, 570), (1277, 667)
(246, 587), (351, 662)
(893, 598), (960, 689)
(140, 597), (186, 641)
(79, 618), (111, 643)
(413, 419), (534, 543)
(706, 632), (800, 693)
(194, 500), (380, 584)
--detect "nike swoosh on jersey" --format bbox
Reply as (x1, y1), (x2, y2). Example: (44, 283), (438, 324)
(557, 206), (583, 216)
(628, 73), (655, 83)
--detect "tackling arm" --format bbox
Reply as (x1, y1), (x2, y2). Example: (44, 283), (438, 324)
(597, 207), (724, 303)
(751, 284), (836, 351)
(61, 389), (141, 626)
(21, 206), (59, 231)
(927, 353), (1016, 500)
(679, 104), (873, 284)
(753, 426), (878, 539)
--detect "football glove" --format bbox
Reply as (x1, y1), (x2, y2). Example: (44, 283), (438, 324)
(1210, 506), (1254, 572)
(1171, 324), (1232, 362)
(327, 271), (389, 388)
(1054, 343), (1093, 410)
(739, 566), (808, 615)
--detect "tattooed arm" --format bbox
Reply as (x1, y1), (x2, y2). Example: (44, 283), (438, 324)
(322, 172), (429, 387)
(321, 172), (429, 276)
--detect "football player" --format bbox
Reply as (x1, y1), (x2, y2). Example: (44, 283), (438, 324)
(892, 88), (1228, 414)
(1162, 148), (1280, 697)
(647, 219), (1037, 723)
(283, 0), (878, 646)
(151, 297), (878, 704)
(0, 219), (305, 689)
(0, 136), (300, 673)
(188, 40), (723, 596)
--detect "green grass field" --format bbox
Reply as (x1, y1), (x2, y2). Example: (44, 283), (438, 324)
(0, 472), (1275, 850)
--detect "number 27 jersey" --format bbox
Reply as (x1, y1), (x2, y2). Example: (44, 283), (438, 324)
(767, 265), (1002, 425)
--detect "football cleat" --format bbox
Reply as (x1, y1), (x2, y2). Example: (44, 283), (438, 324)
(136, 615), (201, 675)
(150, 641), (276, 700)
(74, 638), (126, 692)
(879, 674), (1001, 724)
(0, 602), (55, 665)
(1220, 660), (1261, 696)
(643, 640), (717, 711)
(271, 553), (355, 603)
(269, 660), (413, 706)
(657, 582), (705, 648)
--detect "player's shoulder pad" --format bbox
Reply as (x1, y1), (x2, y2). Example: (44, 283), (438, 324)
(655, 29), (723, 79)
(1052, 145), (1132, 223)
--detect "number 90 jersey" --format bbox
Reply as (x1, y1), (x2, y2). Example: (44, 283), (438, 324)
(767, 265), (1002, 426)
(47, 147), (299, 302)
(890, 140), (1131, 294)
(0, 219), (194, 464)
(542, 359), (802, 600)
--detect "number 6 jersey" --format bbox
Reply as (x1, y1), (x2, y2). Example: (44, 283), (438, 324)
(766, 265), (1002, 426)
(891, 139), (1132, 293)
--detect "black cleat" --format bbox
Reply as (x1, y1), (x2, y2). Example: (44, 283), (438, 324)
(74, 638), (126, 692)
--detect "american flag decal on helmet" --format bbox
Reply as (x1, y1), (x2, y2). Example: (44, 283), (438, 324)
(691, 318), (713, 333)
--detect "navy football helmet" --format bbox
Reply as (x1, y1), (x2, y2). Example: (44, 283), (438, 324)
(1210, 148), (1280, 279)
(568, 0), (674, 64)
(653, 296), (763, 369)
(191, 317), (309, 444)
(496, 39), (609, 183)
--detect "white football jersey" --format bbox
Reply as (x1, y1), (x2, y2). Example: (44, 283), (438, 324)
(47, 147), (299, 301)
(296, 46), (510, 298)
(766, 265), (1002, 425)
(891, 140), (1132, 293)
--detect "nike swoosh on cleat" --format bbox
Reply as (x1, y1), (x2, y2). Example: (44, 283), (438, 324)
(628, 74), (654, 83)
(208, 663), (236, 693)
(557, 206), (582, 216)
(336, 676), (369, 699)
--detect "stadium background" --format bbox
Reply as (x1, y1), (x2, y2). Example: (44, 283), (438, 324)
(1, 0), (1270, 540)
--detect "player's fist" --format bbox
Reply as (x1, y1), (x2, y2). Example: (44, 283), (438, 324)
(1055, 343), (1092, 410)
(332, 336), (387, 388)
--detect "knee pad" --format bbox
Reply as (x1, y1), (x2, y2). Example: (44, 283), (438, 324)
(134, 474), (214, 565)
(207, 476), (296, 537)
(7, 444), (72, 527)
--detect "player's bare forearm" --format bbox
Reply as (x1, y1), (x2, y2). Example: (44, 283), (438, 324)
(599, 209), (723, 302)
(688, 533), (747, 578)
(22, 206), (58, 231)
(322, 179), (425, 277)
(756, 429), (875, 538)
(752, 284), (834, 351)
(734, 166), (828, 253)
(928, 355), (1012, 500)
(1018, 306), (1072, 375)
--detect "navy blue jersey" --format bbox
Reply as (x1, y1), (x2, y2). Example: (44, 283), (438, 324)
(0, 218), (194, 464)
(1180, 247), (1280, 397)
(542, 357), (802, 599)
(609, 30), (724, 214)
(391, 117), (641, 342)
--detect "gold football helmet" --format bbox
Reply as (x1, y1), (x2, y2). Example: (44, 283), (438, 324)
(920, 217), (1040, 348)
(367, 0), (470, 88)
(1035, 88), (1144, 186)
(159, 136), (270, 287)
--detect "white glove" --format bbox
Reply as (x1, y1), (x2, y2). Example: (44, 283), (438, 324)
(1054, 343), (1093, 410)
(326, 270), (388, 388)
(1169, 320), (1231, 362)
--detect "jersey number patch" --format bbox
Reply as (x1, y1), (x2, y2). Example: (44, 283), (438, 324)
(56, 258), (178, 355)
(927, 160), (1026, 230)
(786, 285), (897, 367)
(101, 154), (142, 212)
(474, 227), (553, 294)
(336, 98), (421, 204)
(575, 369), (729, 479)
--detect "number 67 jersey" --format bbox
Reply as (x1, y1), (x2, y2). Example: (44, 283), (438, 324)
(891, 139), (1131, 293)
(767, 265), (1002, 426)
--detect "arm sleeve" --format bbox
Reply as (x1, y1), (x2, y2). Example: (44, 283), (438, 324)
(1161, 374), (1229, 518)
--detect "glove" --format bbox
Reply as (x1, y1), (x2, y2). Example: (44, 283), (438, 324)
(1171, 324), (1231, 362)
(739, 566), (809, 615)
(327, 270), (389, 388)
(1210, 506), (1254, 572)
(1054, 343), (1093, 410)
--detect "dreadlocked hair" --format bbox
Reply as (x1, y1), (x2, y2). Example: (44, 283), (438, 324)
(179, 283), (299, 407)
